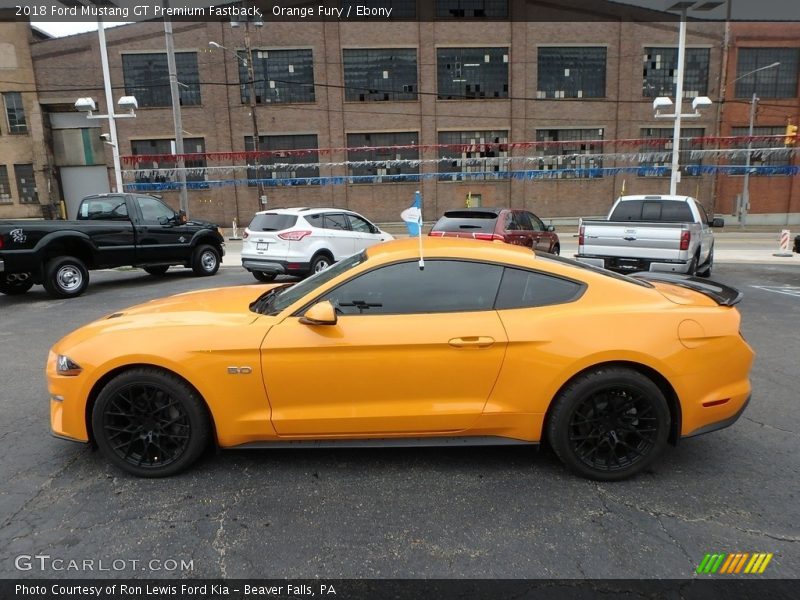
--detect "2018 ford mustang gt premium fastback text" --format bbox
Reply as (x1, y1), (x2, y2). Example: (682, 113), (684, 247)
(47, 238), (754, 481)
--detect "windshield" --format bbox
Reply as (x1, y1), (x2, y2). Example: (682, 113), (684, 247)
(250, 251), (368, 315)
(536, 253), (653, 288)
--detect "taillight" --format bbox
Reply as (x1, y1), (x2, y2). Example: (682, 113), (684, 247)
(680, 230), (691, 251)
(578, 225), (585, 246)
(278, 230), (312, 241)
(474, 233), (504, 241)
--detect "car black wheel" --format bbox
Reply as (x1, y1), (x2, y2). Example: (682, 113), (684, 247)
(252, 270), (277, 282)
(191, 244), (220, 276)
(309, 254), (332, 275)
(547, 367), (670, 481)
(42, 256), (89, 299)
(0, 272), (34, 295)
(697, 249), (713, 278)
(92, 368), (211, 477)
(552, 244), (561, 256)
(144, 266), (169, 276)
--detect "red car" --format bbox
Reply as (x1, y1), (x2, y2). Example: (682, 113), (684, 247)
(429, 207), (561, 254)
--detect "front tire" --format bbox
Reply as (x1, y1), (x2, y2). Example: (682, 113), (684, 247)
(252, 270), (277, 282)
(191, 244), (220, 276)
(144, 266), (169, 276)
(0, 272), (34, 295)
(546, 367), (670, 481)
(42, 256), (89, 299)
(92, 368), (211, 478)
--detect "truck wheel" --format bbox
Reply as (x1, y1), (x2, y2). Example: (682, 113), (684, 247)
(0, 273), (34, 296)
(43, 256), (89, 299)
(191, 244), (220, 276)
(144, 266), (169, 276)
(697, 249), (713, 278)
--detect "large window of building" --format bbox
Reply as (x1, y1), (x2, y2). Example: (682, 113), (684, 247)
(13, 164), (38, 203)
(0, 166), (11, 203)
(436, 0), (508, 18)
(122, 53), (201, 108)
(731, 126), (792, 174)
(438, 130), (509, 180)
(437, 48), (508, 100)
(535, 128), (604, 178)
(343, 49), (417, 101)
(537, 47), (606, 99)
(3, 92), (27, 134)
(244, 134), (320, 185)
(346, 132), (419, 182)
(639, 128), (704, 176)
(342, 1), (417, 18)
(642, 47), (710, 98)
(239, 49), (315, 104)
(735, 48), (800, 98)
(131, 138), (208, 187)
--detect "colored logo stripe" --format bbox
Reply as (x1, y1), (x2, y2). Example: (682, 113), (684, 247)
(697, 553), (773, 574)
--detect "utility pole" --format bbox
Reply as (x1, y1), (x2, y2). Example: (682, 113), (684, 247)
(244, 22), (265, 211)
(163, 1), (188, 217)
(739, 92), (758, 227)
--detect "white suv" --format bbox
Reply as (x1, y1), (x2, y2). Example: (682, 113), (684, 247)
(241, 207), (394, 281)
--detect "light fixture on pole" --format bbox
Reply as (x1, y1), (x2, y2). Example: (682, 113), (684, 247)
(75, 19), (138, 194)
(728, 61), (781, 227)
(652, 1), (723, 195)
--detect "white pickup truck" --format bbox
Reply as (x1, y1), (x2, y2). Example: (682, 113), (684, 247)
(576, 195), (724, 277)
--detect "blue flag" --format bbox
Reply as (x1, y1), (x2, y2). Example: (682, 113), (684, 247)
(401, 191), (422, 237)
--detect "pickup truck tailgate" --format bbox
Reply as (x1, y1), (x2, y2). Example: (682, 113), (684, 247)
(581, 221), (689, 260)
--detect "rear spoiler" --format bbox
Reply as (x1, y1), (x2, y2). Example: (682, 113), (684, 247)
(632, 273), (743, 306)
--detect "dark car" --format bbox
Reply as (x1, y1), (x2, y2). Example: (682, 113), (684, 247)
(429, 207), (560, 254)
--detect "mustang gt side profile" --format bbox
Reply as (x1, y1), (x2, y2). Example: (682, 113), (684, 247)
(47, 238), (754, 481)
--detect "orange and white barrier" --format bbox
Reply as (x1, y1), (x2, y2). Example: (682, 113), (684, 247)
(774, 229), (793, 257)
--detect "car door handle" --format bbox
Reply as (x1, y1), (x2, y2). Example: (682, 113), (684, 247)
(448, 336), (495, 348)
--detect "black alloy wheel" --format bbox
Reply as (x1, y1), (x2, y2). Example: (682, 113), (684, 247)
(92, 369), (211, 477)
(547, 367), (670, 481)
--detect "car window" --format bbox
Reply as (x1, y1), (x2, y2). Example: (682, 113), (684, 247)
(610, 200), (693, 223)
(80, 197), (128, 220)
(495, 267), (584, 309)
(324, 213), (350, 231)
(250, 213), (298, 231)
(347, 214), (375, 233)
(136, 196), (175, 224)
(432, 211), (498, 233)
(304, 214), (323, 228)
(318, 260), (504, 315)
(536, 253), (653, 288)
(515, 212), (533, 231)
(527, 212), (546, 232)
(504, 213), (517, 231)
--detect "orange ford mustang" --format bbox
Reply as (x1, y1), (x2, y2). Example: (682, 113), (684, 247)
(47, 238), (754, 480)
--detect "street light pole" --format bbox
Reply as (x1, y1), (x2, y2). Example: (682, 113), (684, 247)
(164, 9), (188, 217)
(670, 11), (688, 195)
(96, 18), (123, 193)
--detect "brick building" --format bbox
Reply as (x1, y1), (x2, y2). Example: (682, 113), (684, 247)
(0, 23), (52, 219)
(24, 1), (756, 225)
(715, 22), (800, 226)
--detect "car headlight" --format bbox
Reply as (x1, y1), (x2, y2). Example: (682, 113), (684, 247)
(56, 355), (82, 376)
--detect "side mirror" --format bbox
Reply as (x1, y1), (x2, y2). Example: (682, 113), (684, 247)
(176, 209), (187, 224)
(711, 217), (725, 228)
(546, 225), (556, 232)
(299, 300), (338, 326)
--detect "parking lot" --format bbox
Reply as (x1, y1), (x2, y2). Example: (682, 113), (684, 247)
(1, 238), (798, 579)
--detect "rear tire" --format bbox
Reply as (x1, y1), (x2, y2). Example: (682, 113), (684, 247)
(144, 266), (169, 276)
(551, 244), (561, 256)
(697, 249), (713, 278)
(546, 367), (670, 481)
(309, 253), (332, 275)
(42, 256), (89, 299)
(191, 244), (220, 276)
(252, 270), (277, 282)
(92, 368), (211, 478)
(0, 272), (34, 295)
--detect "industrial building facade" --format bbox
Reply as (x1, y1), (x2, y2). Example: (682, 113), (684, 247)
(11, 2), (800, 225)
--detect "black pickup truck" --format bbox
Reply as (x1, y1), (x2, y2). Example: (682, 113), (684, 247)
(0, 193), (225, 299)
